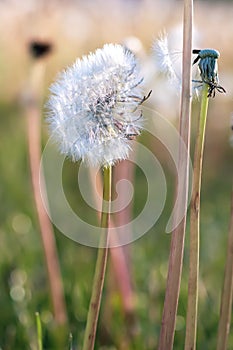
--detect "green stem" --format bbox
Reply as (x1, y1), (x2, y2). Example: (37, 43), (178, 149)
(35, 312), (43, 350)
(185, 83), (209, 350)
(216, 186), (233, 350)
(82, 165), (112, 350)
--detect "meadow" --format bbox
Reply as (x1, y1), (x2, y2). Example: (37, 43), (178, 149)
(0, 1), (232, 349)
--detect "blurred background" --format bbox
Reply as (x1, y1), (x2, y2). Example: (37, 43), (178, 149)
(0, 0), (232, 349)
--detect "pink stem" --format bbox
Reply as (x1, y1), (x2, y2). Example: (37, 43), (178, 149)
(24, 61), (67, 325)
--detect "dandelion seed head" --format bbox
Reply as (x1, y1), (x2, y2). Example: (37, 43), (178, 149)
(152, 32), (181, 89)
(152, 27), (204, 99)
(46, 44), (145, 167)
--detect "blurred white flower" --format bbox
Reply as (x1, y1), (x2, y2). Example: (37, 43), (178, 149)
(47, 44), (145, 167)
(152, 28), (201, 98)
(152, 33), (181, 88)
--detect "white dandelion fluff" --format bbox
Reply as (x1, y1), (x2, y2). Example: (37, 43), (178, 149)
(46, 43), (145, 167)
(152, 32), (182, 89)
(152, 29), (203, 97)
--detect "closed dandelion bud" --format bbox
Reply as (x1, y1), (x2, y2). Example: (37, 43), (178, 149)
(46, 44), (145, 167)
(192, 48), (226, 97)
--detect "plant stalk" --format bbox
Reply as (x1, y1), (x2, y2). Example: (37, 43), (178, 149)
(25, 61), (67, 325)
(35, 312), (43, 350)
(216, 186), (233, 350)
(82, 165), (112, 350)
(89, 163), (136, 316)
(158, 0), (193, 349)
(185, 82), (209, 350)
(88, 164), (138, 342)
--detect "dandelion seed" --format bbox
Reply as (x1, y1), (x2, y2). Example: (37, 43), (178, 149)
(46, 44), (145, 167)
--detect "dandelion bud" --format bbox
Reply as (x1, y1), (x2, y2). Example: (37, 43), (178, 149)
(192, 49), (226, 97)
(46, 44), (145, 167)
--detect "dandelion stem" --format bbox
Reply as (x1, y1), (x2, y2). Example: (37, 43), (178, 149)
(25, 61), (67, 325)
(216, 186), (233, 350)
(89, 165), (137, 331)
(185, 82), (209, 350)
(158, 1), (193, 349)
(82, 165), (112, 350)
